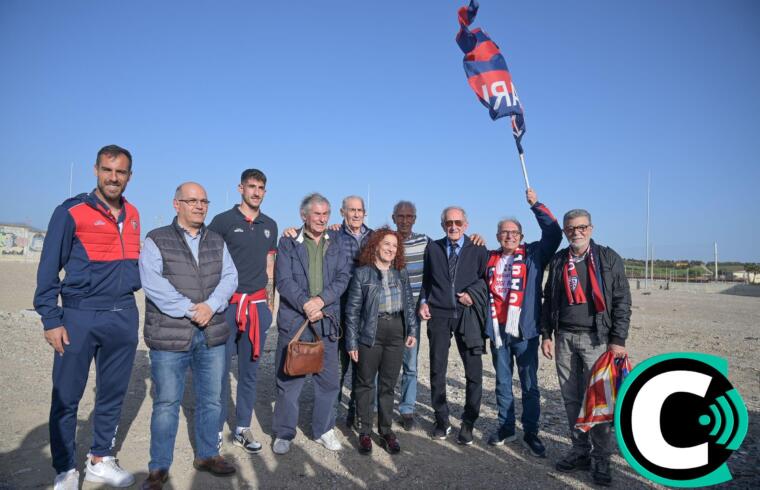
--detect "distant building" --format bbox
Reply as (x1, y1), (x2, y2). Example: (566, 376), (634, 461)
(733, 271), (760, 284)
(0, 223), (46, 260)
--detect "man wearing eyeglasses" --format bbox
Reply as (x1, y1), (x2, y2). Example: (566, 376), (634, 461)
(484, 188), (561, 457)
(419, 206), (488, 445)
(139, 182), (239, 488)
(540, 209), (631, 487)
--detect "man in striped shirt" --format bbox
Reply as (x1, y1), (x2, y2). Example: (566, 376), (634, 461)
(392, 201), (429, 430)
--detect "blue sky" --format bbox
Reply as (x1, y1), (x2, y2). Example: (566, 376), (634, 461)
(1, 1), (758, 262)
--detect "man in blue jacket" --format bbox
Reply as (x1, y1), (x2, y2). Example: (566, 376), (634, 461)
(34, 145), (141, 490)
(271, 193), (351, 455)
(484, 188), (561, 456)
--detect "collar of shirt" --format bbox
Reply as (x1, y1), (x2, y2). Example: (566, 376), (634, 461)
(446, 236), (465, 256)
(342, 221), (369, 239)
(234, 205), (264, 224)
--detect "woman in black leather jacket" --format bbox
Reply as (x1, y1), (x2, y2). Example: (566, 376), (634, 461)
(344, 227), (418, 455)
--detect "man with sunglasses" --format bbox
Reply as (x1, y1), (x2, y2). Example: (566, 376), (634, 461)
(540, 209), (631, 487)
(484, 189), (561, 456)
(419, 206), (488, 445)
(139, 182), (239, 488)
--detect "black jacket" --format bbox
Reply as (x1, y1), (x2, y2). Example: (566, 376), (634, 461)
(456, 278), (488, 353)
(344, 265), (419, 351)
(420, 235), (488, 319)
(540, 240), (631, 346)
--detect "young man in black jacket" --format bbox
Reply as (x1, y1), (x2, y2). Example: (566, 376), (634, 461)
(540, 208), (631, 487)
(419, 206), (488, 445)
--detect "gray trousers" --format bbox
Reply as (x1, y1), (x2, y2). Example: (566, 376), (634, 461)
(555, 330), (612, 459)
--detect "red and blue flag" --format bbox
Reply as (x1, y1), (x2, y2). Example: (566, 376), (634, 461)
(457, 0), (526, 154)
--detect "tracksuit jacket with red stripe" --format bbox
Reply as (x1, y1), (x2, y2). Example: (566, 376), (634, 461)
(34, 191), (141, 330)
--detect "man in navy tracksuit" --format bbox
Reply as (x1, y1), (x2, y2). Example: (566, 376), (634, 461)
(34, 145), (141, 490)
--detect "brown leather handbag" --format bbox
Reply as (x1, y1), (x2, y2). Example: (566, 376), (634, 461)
(284, 319), (324, 376)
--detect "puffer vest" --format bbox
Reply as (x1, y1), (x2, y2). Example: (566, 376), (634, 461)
(144, 219), (229, 351)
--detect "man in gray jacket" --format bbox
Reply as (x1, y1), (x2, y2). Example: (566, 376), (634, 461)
(138, 182), (238, 489)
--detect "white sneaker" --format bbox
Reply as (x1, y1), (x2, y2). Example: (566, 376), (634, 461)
(53, 469), (79, 490)
(316, 429), (342, 451)
(84, 455), (135, 487)
(273, 438), (292, 455)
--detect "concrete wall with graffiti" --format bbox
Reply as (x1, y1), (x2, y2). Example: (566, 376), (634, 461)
(0, 224), (45, 261)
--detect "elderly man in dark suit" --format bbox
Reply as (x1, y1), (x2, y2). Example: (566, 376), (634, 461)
(419, 206), (488, 445)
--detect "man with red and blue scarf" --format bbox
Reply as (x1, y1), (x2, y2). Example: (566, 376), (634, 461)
(34, 145), (141, 490)
(484, 188), (561, 456)
(540, 209), (631, 487)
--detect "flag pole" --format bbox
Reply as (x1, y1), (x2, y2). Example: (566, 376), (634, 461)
(518, 152), (530, 189)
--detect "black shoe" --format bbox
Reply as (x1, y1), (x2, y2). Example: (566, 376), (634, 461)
(555, 452), (591, 472)
(592, 458), (612, 487)
(487, 427), (517, 446)
(358, 434), (372, 455)
(432, 423), (452, 440)
(522, 433), (546, 458)
(457, 422), (474, 446)
(399, 414), (416, 431)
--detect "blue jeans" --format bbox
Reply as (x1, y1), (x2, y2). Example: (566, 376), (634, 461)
(149, 328), (225, 471)
(398, 320), (422, 415)
(490, 334), (540, 435)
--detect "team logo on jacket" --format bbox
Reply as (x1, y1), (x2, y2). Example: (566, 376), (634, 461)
(264, 229), (271, 238)
(131, 220), (138, 230)
(94, 220), (106, 226)
(233, 228), (244, 233)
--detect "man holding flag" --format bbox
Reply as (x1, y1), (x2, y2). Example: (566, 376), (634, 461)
(484, 188), (561, 455)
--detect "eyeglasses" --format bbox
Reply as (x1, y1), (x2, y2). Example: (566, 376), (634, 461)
(444, 220), (464, 227)
(498, 230), (522, 237)
(564, 224), (592, 234)
(178, 199), (211, 207)
(344, 207), (365, 214)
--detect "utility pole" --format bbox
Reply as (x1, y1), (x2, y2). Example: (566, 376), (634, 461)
(714, 242), (719, 281)
(644, 171), (650, 288)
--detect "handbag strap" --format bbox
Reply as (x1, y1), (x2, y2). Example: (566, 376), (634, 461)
(289, 318), (322, 344)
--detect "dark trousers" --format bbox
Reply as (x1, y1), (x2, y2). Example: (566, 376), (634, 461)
(219, 303), (272, 431)
(428, 316), (483, 427)
(356, 315), (405, 436)
(50, 308), (138, 473)
(272, 329), (340, 440)
(338, 335), (358, 414)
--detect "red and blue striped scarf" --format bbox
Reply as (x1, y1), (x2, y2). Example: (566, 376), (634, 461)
(563, 246), (606, 312)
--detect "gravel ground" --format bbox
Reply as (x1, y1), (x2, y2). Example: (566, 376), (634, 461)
(0, 262), (758, 489)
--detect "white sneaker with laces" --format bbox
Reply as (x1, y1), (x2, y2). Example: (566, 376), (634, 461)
(84, 455), (135, 487)
(316, 429), (342, 451)
(273, 438), (292, 455)
(53, 469), (79, 490)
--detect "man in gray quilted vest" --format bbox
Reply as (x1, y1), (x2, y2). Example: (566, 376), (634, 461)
(138, 182), (238, 489)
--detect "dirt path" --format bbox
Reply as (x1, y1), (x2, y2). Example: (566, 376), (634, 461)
(1, 263), (758, 489)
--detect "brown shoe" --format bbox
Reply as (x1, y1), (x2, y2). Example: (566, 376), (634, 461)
(141, 469), (168, 490)
(192, 455), (236, 476)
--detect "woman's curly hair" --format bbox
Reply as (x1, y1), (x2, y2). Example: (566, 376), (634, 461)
(356, 226), (406, 271)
